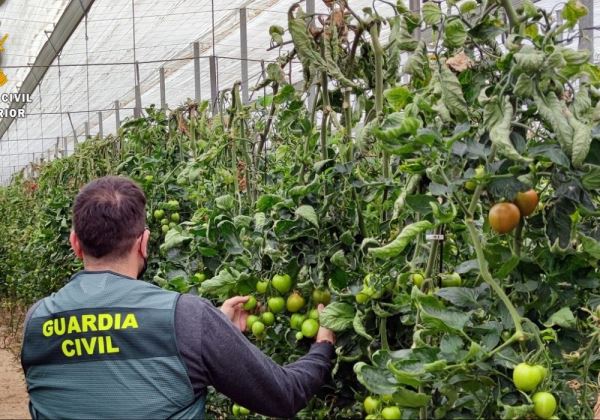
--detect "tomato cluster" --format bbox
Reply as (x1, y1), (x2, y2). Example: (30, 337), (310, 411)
(243, 274), (328, 341)
(152, 199), (181, 235)
(488, 189), (539, 234)
(512, 363), (557, 419)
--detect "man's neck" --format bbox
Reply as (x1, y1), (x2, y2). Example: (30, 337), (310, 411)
(83, 259), (138, 279)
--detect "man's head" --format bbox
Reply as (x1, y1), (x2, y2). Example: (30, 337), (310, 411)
(70, 176), (149, 277)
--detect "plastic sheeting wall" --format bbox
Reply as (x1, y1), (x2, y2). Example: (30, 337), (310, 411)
(0, 0), (596, 183)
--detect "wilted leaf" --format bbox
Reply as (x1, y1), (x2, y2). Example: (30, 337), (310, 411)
(320, 302), (355, 331)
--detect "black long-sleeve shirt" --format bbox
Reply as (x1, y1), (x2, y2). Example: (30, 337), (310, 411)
(174, 294), (335, 418)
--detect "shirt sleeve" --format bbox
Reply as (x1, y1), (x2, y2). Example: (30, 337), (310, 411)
(174, 293), (335, 418)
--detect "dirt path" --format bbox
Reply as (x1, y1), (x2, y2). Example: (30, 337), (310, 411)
(0, 348), (29, 419)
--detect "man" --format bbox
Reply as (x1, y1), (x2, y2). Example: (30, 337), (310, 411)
(21, 176), (335, 419)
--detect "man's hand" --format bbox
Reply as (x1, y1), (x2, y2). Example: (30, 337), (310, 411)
(220, 296), (250, 332)
(315, 304), (335, 345)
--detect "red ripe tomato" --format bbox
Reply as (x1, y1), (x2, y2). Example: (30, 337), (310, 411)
(488, 202), (521, 234)
(514, 189), (539, 217)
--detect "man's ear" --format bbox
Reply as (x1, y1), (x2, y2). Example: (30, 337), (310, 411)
(139, 229), (150, 259)
(70, 231), (84, 260)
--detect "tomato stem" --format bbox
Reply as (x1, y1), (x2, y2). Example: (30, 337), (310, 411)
(379, 317), (389, 351)
(513, 219), (523, 257)
(499, 0), (520, 29)
(465, 220), (524, 337)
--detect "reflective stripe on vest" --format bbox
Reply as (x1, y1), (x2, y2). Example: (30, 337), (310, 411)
(22, 271), (205, 419)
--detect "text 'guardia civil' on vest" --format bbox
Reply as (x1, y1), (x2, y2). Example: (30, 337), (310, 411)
(42, 313), (139, 357)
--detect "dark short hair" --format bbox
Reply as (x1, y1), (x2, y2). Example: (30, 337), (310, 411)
(73, 176), (146, 260)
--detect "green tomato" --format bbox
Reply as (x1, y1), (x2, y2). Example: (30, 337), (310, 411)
(243, 296), (257, 311)
(251, 321), (265, 337)
(381, 394), (394, 403)
(475, 164), (486, 178)
(161, 224), (170, 234)
(144, 175), (154, 183)
(160, 218), (169, 226)
(286, 293), (305, 312)
(363, 396), (380, 414)
(153, 209), (165, 220)
(261, 311), (275, 326)
(308, 308), (319, 320)
(290, 313), (306, 330)
(171, 212), (180, 223)
(256, 280), (269, 293)
(295, 331), (304, 340)
(381, 406), (402, 420)
(193, 273), (206, 283)
(411, 273), (424, 287)
(355, 291), (370, 304)
(167, 199), (179, 210)
(267, 296), (285, 313)
(535, 365), (548, 381)
(513, 363), (542, 392)
(169, 222), (177, 229)
(465, 180), (476, 191)
(272, 274), (292, 294)
(532, 392), (557, 419)
(441, 272), (462, 287)
(246, 315), (259, 330)
(312, 288), (331, 305)
(238, 406), (250, 416)
(301, 319), (319, 338)
(232, 403), (240, 416)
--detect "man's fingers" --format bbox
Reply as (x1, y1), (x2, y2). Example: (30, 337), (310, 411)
(224, 295), (250, 308)
(317, 303), (325, 313)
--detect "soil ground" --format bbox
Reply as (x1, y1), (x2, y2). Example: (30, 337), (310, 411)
(0, 348), (29, 419)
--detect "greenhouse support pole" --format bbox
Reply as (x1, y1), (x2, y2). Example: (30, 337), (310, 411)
(579, 0), (594, 60)
(85, 122), (90, 139)
(63, 137), (67, 157)
(55, 138), (60, 158)
(194, 42), (201, 104)
(134, 62), (142, 118)
(556, 10), (563, 42)
(67, 112), (78, 147)
(209, 55), (218, 114)
(306, 0), (316, 105)
(115, 101), (121, 130)
(98, 112), (104, 138)
(159, 67), (167, 110)
(240, 8), (249, 104)
(410, 0), (421, 39)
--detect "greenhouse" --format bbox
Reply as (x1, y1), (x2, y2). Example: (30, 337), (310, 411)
(1, 0), (600, 418)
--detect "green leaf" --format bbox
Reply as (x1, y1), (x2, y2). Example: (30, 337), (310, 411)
(439, 65), (469, 122)
(543, 307), (576, 329)
(422, 2), (442, 25)
(215, 194), (235, 211)
(256, 194), (283, 211)
(404, 41), (429, 81)
(391, 388), (431, 408)
(353, 362), (398, 395)
(353, 310), (373, 340)
(487, 96), (532, 163)
(534, 92), (574, 157)
(544, 197), (576, 251)
(568, 111), (592, 168)
(369, 221), (433, 259)
(513, 45), (545, 73)
(562, 0), (588, 28)
(374, 112), (420, 142)
(295, 205), (319, 228)
(418, 295), (470, 332)
(160, 229), (193, 252)
(514, 73), (534, 98)
(396, 16), (418, 51)
(253, 212), (267, 231)
(199, 268), (240, 297)
(529, 145), (570, 167)
(435, 284), (488, 309)
(581, 234), (600, 259)
(444, 19), (467, 48)
(330, 249), (349, 269)
(320, 303), (355, 332)
(384, 86), (412, 111)
(582, 165), (600, 189)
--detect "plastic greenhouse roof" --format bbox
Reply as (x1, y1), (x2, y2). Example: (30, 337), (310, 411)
(0, 0), (597, 183)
